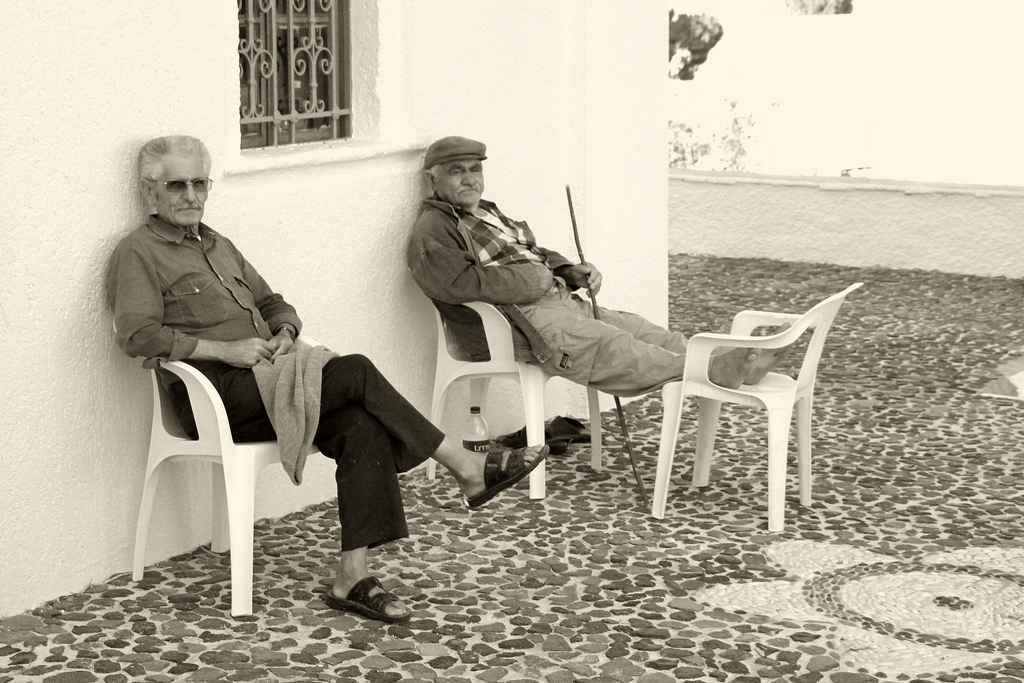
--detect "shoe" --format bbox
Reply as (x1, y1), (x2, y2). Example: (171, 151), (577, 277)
(494, 426), (569, 454)
(323, 576), (411, 623)
(466, 445), (549, 508)
(495, 416), (589, 451)
(546, 416), (591, 444)
(494, 425), (539, 448)
(545, 438), (570, 455)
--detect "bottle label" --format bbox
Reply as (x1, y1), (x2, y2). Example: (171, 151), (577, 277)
(463, 439), (489, 453)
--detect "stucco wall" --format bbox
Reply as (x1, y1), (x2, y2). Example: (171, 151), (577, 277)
(0, 1), (666, 616)
(670, 172), (1024, 279)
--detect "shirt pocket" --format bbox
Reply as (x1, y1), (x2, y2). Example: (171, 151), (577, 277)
(165, 274), (227, 328)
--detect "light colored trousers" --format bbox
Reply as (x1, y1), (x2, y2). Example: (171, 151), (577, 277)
(521, 284), (687, 397)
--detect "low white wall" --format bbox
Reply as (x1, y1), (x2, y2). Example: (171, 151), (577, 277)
(670, 171), (1024, 279)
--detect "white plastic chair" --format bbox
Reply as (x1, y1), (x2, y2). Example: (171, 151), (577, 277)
(424, 301), (603, 499)
(652, 283), (863, 531)
(133, 336), (322, 617)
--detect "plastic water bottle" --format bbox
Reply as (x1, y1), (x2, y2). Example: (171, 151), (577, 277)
(463, 406), (489, 453)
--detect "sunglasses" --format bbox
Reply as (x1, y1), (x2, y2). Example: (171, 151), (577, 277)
(157, 178), (214, 194)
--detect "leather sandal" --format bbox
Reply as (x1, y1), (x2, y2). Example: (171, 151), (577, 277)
(323, 576), (411, 623)
(466, 444), (549, 508)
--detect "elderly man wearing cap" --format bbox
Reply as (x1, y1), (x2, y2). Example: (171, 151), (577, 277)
(408, 135), (786, 401)
(109, 134), (547, 624)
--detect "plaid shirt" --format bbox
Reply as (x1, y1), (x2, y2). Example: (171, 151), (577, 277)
(463, 206), (546, 267)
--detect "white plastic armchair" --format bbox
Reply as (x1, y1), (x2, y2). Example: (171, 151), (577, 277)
(652, 283), (863, 531)
(424, 301), (603, 499)
(133, 335), (322, 617)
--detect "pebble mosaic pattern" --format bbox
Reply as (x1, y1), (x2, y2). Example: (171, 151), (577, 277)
(802, 562), (1024, 654)
(2, 254), (1024, 683)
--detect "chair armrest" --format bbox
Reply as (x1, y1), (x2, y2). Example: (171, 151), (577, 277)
(729, 310), (802, 336)
(463, 301), (517, 362)
(683, 320), (808, 382)
(683, 331), (761, 368)
(681, 332), (771, 388)
(158, 360), (235, 447)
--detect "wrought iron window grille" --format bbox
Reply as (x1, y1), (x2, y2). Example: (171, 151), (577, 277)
(238, 0), (352, 149)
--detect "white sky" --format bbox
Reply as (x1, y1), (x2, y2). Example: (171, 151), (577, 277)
(668, 0), (1024, 185)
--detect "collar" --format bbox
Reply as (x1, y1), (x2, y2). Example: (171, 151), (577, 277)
(146, 215), (216, 244)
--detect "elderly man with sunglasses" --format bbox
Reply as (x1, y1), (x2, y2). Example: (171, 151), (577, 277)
(107, 135), (546, 623)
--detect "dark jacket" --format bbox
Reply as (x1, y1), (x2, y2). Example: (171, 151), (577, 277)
(407, 197), (574, 362)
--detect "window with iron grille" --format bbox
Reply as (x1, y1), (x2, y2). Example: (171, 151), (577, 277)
(238, 0), (352, 149)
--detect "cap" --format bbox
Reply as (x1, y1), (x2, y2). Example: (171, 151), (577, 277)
(424, 136), (487, 169)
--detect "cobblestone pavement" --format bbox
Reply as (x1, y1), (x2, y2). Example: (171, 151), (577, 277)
(3, 255), (1024, 683)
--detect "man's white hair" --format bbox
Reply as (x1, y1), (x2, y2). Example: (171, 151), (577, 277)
(137, 135), (212, 181)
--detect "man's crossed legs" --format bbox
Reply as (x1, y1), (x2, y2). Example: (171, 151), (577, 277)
(172, 354), (546, 622)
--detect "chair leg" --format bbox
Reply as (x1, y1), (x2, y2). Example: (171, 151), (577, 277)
(585, 387), (602, 471)
(765, 407), (794, 533)
(222, 454), (258, 617)
(520, 367), (548, 499)
(132, 462), (164, 580)
(424, 457), (438, 480)
(795, 396), (813, 506)
(692, 398), (723, 488)
(211, 463), (229, 553)
(424, 459), (438, 480)
(652, 382), (684, 519)
(426, 383), (452, 482)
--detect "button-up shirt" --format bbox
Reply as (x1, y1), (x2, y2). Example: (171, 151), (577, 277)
(107, 215), (302, 366)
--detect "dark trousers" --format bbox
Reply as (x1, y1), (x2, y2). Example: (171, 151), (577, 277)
(170, 354), (446, 551)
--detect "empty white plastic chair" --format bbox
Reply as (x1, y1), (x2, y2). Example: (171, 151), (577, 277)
(652, 284), (863, 531)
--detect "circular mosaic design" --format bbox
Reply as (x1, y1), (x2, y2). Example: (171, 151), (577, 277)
(802, 562), (1024, 654)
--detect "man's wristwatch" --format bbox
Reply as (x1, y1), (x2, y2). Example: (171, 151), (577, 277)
(275, 323), (297, 340)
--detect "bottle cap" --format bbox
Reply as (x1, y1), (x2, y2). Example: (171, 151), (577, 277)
(470, 406), (481, 414)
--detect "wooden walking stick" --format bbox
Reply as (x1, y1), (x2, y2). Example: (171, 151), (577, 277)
(565, 185), (650, 507)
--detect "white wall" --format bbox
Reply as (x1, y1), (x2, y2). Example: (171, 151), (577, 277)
(670, 172), (1024, 278)
(0, 0), (667, 616)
